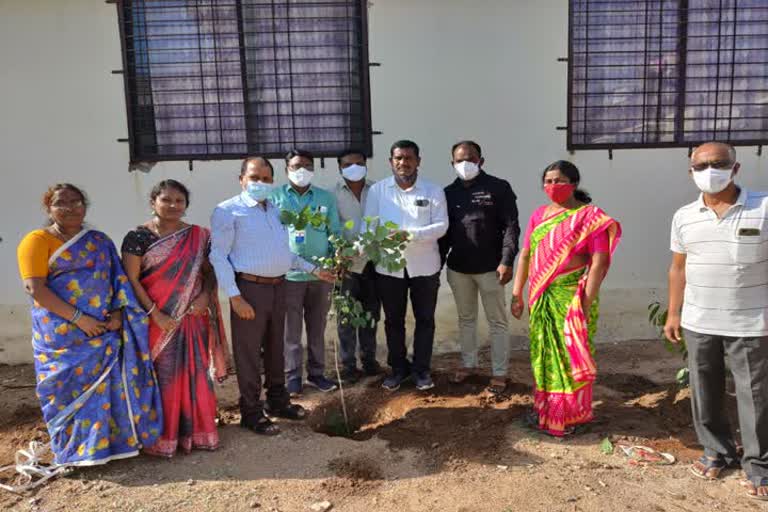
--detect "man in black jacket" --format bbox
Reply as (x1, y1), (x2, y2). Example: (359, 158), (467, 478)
(439, 140), (520, 393)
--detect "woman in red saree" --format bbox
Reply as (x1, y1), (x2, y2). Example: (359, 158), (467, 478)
(122, 180), (229, 457)
(511, 161), (621, 436)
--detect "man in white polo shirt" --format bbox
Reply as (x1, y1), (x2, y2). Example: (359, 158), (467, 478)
(664, 142), (768, 499)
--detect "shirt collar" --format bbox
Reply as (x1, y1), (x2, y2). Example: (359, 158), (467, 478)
(386, 174), (421, 192)
(339, 179), (372, 193)
(239, 190), (273, 210)
(286, 183), (314, 197)
(240, 190), (258, 208)
(697, 185), (746, 211)
(453, 169), (487, 188)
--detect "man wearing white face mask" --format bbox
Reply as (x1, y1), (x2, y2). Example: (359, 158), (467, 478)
(333, 149), (383, 383)
(270, 149), (342, 396)
(439, 141), (520, 393)
(664, 142), (768, 499)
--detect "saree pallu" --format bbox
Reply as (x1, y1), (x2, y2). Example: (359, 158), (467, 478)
(31, 229), (163, 466)
(139, 225), (228, 457)
(527, 206), (621, 436)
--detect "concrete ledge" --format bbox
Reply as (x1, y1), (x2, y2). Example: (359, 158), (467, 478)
(0, 287), (662, 366)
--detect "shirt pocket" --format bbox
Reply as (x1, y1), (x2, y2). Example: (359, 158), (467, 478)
(732, 218), (768, 264)
(412, 196), (432, 225)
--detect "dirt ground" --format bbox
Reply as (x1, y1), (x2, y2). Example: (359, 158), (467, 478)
(0, 340), (764, 512)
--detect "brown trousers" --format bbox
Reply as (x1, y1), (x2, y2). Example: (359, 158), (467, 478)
(230, 278), (290, 423)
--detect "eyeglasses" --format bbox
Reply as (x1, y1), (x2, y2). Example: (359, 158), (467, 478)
(691, 160), (734, 172)
(51, 200), (85, 209)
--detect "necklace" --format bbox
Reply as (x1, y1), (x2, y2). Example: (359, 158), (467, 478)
(151, 217), (184, 238)
(51, 223), (78, 242)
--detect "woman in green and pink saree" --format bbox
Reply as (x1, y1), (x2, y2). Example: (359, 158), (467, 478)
(511, 161), (621, 437)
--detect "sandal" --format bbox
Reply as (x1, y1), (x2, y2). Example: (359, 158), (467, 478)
(265, 403), (306, 420)
(562, 423), (591, 437)
(741, 476), (768, 501)
(240, 415), (280, 436)
(522, 409), (540, 429)
(618, 445), (676, 465)
(449, 368), (473, 385)
(689, 455), (728, 480)
(486, 377), (508, 395)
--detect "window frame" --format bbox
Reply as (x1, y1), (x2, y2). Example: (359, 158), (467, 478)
(566, 0), (768, 151)
(115, 0), (374, 164)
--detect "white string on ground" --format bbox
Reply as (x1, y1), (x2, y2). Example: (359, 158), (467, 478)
(0, 441), (69, 494)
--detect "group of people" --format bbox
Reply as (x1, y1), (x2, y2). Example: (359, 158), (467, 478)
(15, 140), (767, 499)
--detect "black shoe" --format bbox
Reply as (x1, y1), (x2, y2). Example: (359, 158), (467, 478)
(340, 367), (362, 385)
(306, 375), (339, 393)
(382, 372), (410, 391)
(362, 362), (384, 376)
(413, 372), (435, 391)
(240, 415), (280, 436)
(264, 403), (306, 420)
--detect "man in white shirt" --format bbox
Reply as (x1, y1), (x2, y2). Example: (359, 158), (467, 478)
(364, 140), (449, 391)
(664, 142), (768, 498)
(334, 149), (383, 384)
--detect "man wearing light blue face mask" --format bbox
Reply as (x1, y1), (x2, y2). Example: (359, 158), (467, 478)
(210, 157), (334, 437)
(664, 142), (768, 499)
(333, 149), (383, 384)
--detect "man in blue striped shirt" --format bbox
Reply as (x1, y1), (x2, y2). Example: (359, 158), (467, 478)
(210, 157), (334, 436)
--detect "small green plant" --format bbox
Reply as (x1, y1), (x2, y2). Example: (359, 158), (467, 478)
(279, 205), (327, 230)
(280, 210), (410, 434)
(313, 216), (410, 328)
(648, 301), (689, 386)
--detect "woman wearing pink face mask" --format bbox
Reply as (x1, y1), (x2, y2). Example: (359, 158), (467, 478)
(510, 161), (621, 437)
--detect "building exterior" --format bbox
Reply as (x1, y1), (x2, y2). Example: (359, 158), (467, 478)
(1, 0), (766, 364)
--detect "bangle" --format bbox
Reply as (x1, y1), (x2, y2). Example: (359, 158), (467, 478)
(146, 303), (157, 316)
(70, 309), (83, 324)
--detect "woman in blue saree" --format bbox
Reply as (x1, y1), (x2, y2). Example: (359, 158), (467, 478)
(16, 184), (163, 466)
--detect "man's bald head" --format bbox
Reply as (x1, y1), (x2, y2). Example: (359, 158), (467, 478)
(691, 142), (737, 167)
(240, 157), (274, 177)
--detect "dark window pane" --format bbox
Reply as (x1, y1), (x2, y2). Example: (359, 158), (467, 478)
(568, 0), (768, 149)
(119, 0), (372, 162)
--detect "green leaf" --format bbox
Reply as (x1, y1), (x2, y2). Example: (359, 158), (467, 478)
(384, 221), (398, 230)
(341, 247), (358, 258)
(279, 210), (296, 225)
(344, 219), (355, 231)
(599, 437), (614, 455)
(648, 302), (660, 323)
(676, 367), (690, 386)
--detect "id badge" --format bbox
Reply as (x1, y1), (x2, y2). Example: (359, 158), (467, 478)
(294, 229), (306, 244)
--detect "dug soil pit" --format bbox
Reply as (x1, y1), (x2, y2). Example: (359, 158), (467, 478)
(0, 341), (753, 511)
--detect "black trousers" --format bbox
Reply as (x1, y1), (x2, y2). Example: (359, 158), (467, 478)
(338, 262), (381, 371)
(230, 278), (290, 424)
(375, 270), (440, 375)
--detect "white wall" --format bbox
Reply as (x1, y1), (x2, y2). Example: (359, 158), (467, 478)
(1, 0), (766, 363)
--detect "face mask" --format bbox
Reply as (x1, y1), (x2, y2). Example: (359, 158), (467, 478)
(544, 183), (576, 204)
(288, 167), (314, 188)
(454, 161), (480, 181)
(341, 164), (367, 182)
(692, 167), (733, 194)
(246, 181), (273, 202)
